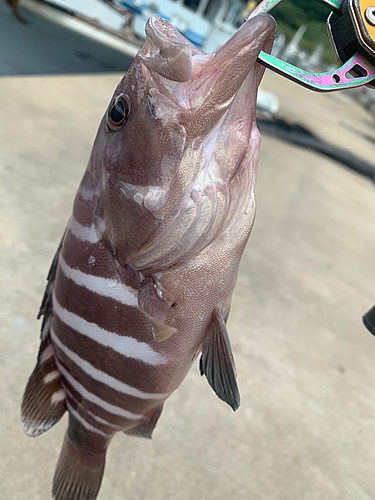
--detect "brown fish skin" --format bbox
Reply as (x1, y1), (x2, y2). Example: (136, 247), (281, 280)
(21, 13), (276, 500)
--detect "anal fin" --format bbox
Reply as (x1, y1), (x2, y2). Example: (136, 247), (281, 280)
(200, 309), (240, 411)
(21, 342), (66, 437)
(124, 405), (163, 439)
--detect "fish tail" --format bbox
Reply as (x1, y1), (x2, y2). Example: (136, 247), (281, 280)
(53, 432), (106, 500)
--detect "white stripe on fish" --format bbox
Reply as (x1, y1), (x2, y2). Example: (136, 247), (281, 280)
(59, 256), (138, 307)
(39, 343), (54, 364)
(64, 387), (123, 430)
(53, 295), (166, 366)
(43, 371), (60, 384)
(66, 401), (109, 437)
(41, 316), (51, 341)
(83, 406), (123, 430)
(51, 389), (66, 405)
(55, 358), (142, 420)
(79, 186), (94, 201)
(69, 217), (101, 244)
(84, 408), (122, 430)
(51, 329), (167, 400)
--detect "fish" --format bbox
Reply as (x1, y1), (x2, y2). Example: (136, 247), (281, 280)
(21, 13), (276, 500)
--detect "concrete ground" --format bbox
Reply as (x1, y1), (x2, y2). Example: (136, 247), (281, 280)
(1, 66), (375, 500)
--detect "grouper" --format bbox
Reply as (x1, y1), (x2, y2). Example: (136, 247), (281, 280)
(21, 13), (276, 500)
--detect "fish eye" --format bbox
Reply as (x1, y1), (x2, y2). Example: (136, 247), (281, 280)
(107, 94), (130, 131)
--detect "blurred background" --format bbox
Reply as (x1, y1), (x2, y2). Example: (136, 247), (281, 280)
(1, 0), (375, 499)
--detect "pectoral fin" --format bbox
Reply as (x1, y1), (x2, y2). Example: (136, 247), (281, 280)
(143, 312), (177, 342)
(138, 276), (176, 342)
(200, 309), (240, 411)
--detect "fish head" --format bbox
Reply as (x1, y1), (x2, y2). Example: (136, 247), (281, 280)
(89, 14), (276, 267)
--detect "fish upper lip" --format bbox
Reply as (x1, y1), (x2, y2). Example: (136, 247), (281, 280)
(213, 14), (276, 60)
(183, 15), (276, 111)
(197, 14), (276, 84)
(148, 15), (182, 43)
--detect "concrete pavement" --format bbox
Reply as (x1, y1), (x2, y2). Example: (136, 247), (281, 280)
(1, 70), (375, 500)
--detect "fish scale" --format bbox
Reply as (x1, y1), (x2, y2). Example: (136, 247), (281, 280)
(21, 13), (276, 500)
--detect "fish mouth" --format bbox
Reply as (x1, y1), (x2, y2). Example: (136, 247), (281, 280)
(140, 14), (276, 137)
(186, 14), (276, 124)
(140, 14), (275, 96)
(139, 15), (195, 82)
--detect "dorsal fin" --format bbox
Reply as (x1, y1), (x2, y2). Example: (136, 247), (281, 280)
(21, 230), (67, 437)
(200, 309), (240, 411)
(21, 342), (66, 437)
(38, 226), (67, 323)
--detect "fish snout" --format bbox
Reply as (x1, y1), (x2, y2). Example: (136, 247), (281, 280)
(179, 14), (276, 138)
(139, 15), (193, 82)
(203, 14), (276, 105)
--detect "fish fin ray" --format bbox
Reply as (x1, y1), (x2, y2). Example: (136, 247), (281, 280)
(200, 309), (240, 411)
(38, 226), (67, 323)
(124, 405), (163, 439)
(21, 341), (66, 437)
(53, 432), (106, 500)
(138, 276), (176, 342)
(22, 229), (68, 437)
(143, 312), (177, 342)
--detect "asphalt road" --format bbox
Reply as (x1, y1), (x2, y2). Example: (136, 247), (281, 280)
(0, 1), (133, 75)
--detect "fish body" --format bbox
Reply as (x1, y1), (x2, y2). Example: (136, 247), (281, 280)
(21, 14), (276, 500)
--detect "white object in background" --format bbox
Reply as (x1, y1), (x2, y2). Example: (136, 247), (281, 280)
(44, 0), (127, 31)
(257, 89), (280, 117)
(283, 24), (307, 61)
